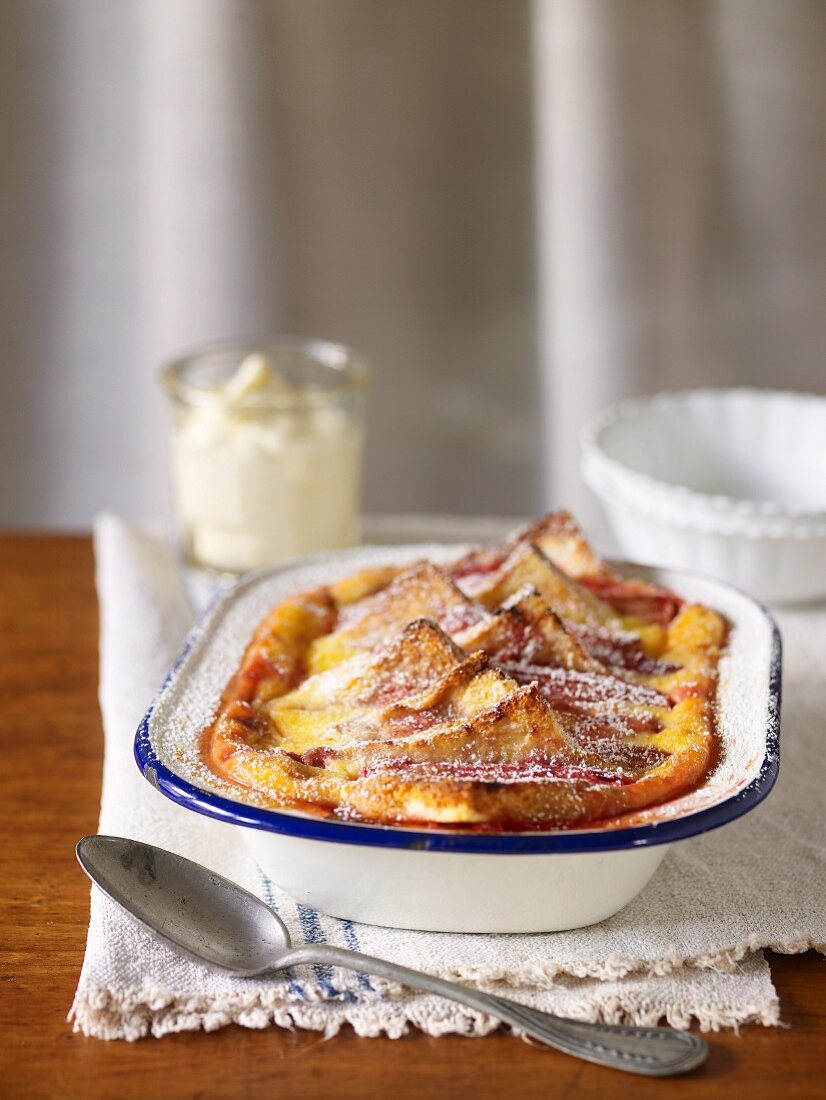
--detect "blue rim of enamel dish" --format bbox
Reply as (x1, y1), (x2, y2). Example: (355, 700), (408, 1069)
(134, 564), (782, 855)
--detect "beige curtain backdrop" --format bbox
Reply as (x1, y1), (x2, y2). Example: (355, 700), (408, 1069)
(0, 0), (535, 526)
(0, 0), (824, 528)
(535, 0), (826, 529)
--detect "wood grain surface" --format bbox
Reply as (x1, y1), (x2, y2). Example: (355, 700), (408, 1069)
(0, 534), (823, 1100)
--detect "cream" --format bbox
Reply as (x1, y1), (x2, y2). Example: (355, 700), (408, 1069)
(170, 354), (362, 571)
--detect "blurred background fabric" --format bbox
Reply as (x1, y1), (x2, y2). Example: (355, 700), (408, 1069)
(0, 0), (824, 529)
(536, 0), (826, 528)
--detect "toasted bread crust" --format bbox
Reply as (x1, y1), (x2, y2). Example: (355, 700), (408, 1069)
(202, 512), (725, 830)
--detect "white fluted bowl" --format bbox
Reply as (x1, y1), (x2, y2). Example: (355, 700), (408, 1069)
(581, 389), (826, 604)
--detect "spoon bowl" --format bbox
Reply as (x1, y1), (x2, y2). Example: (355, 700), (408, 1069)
(76, 834), (292, 975)
(77, 835), (709, 1077)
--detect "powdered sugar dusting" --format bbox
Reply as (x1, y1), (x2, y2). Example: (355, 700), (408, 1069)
(568, 622), (677, 675)
(148, 544), (777, 833)
(498, 663), (668, 707)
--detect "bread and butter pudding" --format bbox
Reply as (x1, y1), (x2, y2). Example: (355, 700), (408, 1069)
(202, 512), (726, 831)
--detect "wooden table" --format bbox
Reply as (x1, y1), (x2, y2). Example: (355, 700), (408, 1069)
(1, 534), (823, 1100)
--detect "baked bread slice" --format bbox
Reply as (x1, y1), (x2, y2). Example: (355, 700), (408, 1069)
(202, 512), (726, 830)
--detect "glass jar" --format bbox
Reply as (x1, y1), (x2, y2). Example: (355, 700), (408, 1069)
(160, 338), (369, 573)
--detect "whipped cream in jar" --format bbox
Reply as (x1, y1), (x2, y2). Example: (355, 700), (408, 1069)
(161, 339), (369, 573)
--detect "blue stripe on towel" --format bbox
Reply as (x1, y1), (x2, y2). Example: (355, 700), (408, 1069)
(340, 920), (375, 994)
(256, 866), (361, 1003)
(296, 903), (357, 1002)
(256, 868), (306, 999)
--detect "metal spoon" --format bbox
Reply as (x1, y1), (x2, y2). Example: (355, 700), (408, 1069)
(76, 835), (708, 1076)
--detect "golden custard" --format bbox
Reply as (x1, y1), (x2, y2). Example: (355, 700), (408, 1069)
(203, 512), (726, 830)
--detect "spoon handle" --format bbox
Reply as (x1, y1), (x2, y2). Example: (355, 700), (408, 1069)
(282, 944), (707, 1077)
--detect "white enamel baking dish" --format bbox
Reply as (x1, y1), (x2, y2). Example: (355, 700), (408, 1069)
(135, 545), (781, 934)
